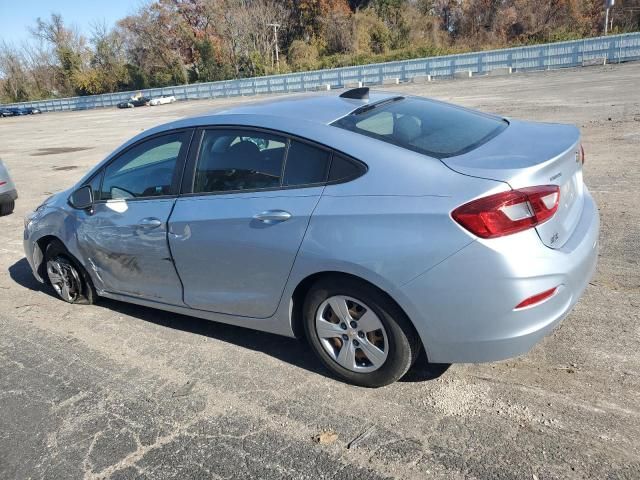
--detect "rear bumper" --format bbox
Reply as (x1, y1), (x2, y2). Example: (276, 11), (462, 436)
(399, 188), (599, 363)
(0, 188), (17, 203)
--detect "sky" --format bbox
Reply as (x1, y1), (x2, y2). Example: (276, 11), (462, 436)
(0, 0), (139, 46)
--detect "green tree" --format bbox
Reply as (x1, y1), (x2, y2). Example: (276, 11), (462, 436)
(354, 9), (391, 54)
(191, 38), (233, 82)
(287, 40), (320, 70)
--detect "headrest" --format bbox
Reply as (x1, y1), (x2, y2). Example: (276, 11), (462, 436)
(394, 115), (421, 144)
(227, 141), (260, 160)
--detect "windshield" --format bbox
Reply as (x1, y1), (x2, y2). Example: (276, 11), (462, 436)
(331, 97), (508, 159)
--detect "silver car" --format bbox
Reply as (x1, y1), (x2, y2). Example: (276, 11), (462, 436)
(23, 88), (599, 387)
(0, 158), (17, 216)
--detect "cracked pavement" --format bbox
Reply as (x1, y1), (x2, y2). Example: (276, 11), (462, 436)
(1, 63), (639, 479)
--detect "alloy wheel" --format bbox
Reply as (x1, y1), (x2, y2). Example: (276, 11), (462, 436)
(46, 256), (82, 303)
(315, 295), (389, 373)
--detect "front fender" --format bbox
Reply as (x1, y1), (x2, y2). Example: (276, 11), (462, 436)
(24, 203), (85, 284)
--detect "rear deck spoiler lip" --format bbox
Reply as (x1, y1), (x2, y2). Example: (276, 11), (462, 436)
(438, 119), (580, 176)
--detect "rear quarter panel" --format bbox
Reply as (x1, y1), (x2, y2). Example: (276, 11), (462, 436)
(264, 123), (511, 338)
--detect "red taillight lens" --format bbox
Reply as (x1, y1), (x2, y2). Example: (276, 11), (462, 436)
(0, 181), (6, 187)
(452, 185), (560, 239)
(515, 287), (558, 309)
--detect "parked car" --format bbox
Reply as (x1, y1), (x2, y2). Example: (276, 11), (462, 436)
(23, 88), (599, 387)
(149, 95), (176, 106)
(0, 106), (39, 116)
(6, 108), (27, 116)
(0, 159), (17, 216)
(21, 107), (42, 114)
(117, 96), (150, 109)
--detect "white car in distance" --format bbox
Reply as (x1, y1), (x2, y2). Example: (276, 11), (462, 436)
(149, 96), (177, 106)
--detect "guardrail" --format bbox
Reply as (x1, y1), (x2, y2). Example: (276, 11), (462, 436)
(2, 32), (639, 113)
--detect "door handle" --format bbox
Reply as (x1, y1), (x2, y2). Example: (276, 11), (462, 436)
(138, 217), (163, 229)
(253, 210), (292, 224)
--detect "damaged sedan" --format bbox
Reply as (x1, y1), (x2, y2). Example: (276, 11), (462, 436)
(23, 89), (599, 387)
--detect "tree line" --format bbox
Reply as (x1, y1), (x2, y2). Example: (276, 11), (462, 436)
(1, 0), (639, 103)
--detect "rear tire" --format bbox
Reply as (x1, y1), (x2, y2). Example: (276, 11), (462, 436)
(44, 240), (96, 305)
(0, 200), (14, 216)
(303, 276), (421, 387)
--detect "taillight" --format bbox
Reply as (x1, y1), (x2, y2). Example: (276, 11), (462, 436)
(579, 144), (585, 165)
(452, 185), (560, 239)
(0, 181), (6, 187)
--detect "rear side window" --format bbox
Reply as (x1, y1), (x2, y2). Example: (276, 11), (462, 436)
(283, 141), (331, 186)
(332, 97), (507, 159)
(329, 155), (363, 182)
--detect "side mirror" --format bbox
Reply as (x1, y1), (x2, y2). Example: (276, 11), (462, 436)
(69, 185), (93, 210)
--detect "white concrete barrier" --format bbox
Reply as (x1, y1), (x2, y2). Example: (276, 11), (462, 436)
(411, 75), (432, 83)
(488, 67), (513, 76)
(582, 57), (607, 67)
(453, 70), (473, 79)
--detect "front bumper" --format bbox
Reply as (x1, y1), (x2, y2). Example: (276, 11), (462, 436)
(0, 188), (17, 203)
(399, 188), (599, 363)
(23, 209), (47, 284)
(23, 236), (45, 284)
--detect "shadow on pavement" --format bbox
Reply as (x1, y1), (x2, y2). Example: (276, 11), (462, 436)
(9, 257), (56, 297)
(8, 256), (449, 384)
(400, 355), (451, 382)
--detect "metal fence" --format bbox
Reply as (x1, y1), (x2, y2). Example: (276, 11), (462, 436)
(2, 32), (639, 113)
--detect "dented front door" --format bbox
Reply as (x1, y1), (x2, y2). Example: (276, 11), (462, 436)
(75, 198), (185, 305)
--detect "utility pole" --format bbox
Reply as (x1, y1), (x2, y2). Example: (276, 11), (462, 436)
(604, 0), (615, 35)
(268, 23), (280, 73)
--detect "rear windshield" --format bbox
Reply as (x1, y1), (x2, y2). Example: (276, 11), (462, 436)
(331, 97), (508, 159)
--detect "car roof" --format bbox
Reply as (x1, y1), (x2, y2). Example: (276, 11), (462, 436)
(212, 91), (399, 125)
(160, 91), (398, 131)
(81, 90), (404, 185)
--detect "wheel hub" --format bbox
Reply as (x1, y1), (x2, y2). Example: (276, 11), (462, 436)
(46, 257), (81, 303)
(315, 295), (388, 373)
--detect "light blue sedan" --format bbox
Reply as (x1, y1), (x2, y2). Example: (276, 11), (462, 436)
(23, 88), (599, 386)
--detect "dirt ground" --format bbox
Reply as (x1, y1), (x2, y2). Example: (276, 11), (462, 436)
(1, 63), (639, 479)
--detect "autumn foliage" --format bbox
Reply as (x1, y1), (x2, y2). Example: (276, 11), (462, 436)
(1, 0), (639, 102)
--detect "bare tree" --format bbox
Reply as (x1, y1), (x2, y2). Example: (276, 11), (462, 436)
(0, 42), (30, 102)
(216, 0), (289, 76)
(21, 40), (59, 97)
(28, 13), (90, 95)
(118, 2), (189, 86)
(323, 8), (354, 54)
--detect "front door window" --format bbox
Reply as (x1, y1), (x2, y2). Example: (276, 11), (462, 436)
(101, 132), (189, 201)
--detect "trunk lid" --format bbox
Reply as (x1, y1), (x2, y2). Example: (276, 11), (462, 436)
(442, 120), (584, 248)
